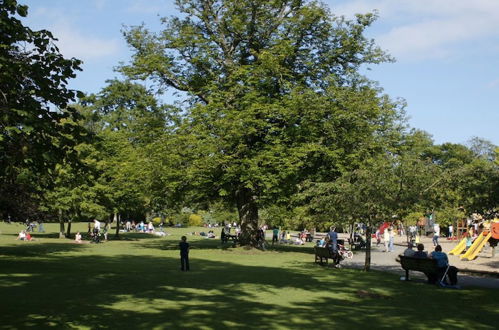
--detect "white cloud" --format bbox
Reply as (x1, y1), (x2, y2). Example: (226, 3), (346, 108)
(328, 0), (499, 61)
(50, 21), (121, 61)
(26, 7), (121, 61)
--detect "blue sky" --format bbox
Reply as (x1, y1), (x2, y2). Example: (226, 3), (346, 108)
(20, 0), (499, 145)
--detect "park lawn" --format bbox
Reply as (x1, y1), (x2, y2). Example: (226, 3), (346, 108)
(0, 222), (498, 329)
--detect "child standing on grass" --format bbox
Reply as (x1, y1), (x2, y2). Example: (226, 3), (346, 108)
(179, 236), (190, 271)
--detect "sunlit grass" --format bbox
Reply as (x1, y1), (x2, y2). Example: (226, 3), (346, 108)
(0, 222), (498, 329)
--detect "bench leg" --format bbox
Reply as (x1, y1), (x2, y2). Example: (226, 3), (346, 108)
(405, 269), (410, 281)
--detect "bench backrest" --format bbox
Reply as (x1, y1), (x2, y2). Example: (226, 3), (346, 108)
(400, 256), (438, 272)
(314, 246), (332, 257)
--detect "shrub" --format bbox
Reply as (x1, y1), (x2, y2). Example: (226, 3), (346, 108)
(188, 214), (203, 227)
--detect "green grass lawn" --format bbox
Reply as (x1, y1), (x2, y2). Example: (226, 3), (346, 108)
(0, 222), (498, 329)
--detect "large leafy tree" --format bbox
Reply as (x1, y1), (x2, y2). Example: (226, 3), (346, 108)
(0, 0), (84, 219)
(121, 0), (402, 245)
(80, 79), (185, 236)
(301, 131), (442, 270)
(424, 141), (499, 218)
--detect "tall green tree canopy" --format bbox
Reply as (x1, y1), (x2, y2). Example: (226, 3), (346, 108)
(121, 0), (403, 244)
(0, 0), (84, 219)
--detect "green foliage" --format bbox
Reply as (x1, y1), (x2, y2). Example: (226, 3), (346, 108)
(200, 204), (238, 225)
(403, 211), (424, 226)
(5, 0), (496, 244)
(120, 0), (402, 244)
(436, 207), (465, 227)
(172, 213), (190, 226)
(76, 79), (183, 223)
(0, 0), (86, 219)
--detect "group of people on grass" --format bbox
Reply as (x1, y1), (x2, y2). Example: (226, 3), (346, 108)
(16, 230), (34, 241)
(123, 220), (159, 233)
(219, 224), (315, 248)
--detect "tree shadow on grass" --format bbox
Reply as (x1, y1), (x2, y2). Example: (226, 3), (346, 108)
(267, 243), (316, 255)
(139, 238), (318, 255)
(137, 236), (227, 251)
(0, 242), (85, 257)
(1, 251), (498, 329)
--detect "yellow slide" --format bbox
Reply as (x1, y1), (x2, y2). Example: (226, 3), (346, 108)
(448, 238), (466, 255)
(460, 232), (492, 261)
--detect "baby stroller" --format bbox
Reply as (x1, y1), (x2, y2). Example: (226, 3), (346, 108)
(25, 222), (36, 232)
(338, 244), (353, 259)
(91, 228), (101, 243)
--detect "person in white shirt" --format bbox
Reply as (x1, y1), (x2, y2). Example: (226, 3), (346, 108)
(433, 223), (440, 246)
(383, 228), (390, 252)
(17, 230), (26, 240)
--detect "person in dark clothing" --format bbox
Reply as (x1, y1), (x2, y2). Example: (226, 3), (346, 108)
(179, 236), (190, 271)
(325, 237), (342, 267)
(327, 226), (338, 252)
(221, 227), (227, 243)
(413, 243), (428, 258)
(272, 227), (279, 245)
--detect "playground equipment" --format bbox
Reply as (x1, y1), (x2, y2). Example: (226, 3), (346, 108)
(457, 220), (499, 261)
(460, 232), (492, 261)
(448, 238), (466, 255)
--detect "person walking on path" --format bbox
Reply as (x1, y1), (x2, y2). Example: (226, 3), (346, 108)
(179, 236), (190, 271)
(388, 227), (395, 252)
(383, 228), (390, 252)
(433, 223), (440, 246)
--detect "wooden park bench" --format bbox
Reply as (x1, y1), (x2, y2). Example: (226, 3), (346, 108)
(399, 255), (439, 282)
(314, 246), (333, 265)
(222, 234), (239, 246)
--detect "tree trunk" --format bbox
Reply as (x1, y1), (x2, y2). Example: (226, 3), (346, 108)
(364, 225), (372, 271)
(236, 187), (259, 246)
(58, 210), (65, 239)
(114, 212), (120, 238)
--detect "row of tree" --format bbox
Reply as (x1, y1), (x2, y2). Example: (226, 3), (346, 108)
(2, 1), (498, 254)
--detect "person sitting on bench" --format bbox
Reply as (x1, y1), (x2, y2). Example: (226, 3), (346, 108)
(403, 242), (416, 256)
(429, 245), (458, 285)
(413, 243), (428, 258)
